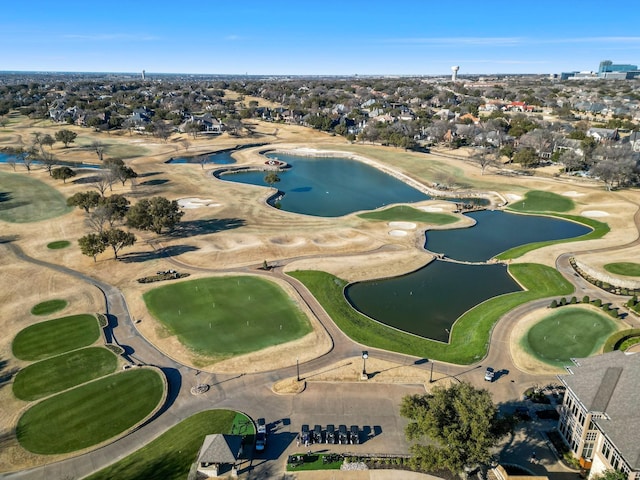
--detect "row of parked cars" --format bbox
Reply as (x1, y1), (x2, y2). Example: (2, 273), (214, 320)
(301, 424), (360, 445)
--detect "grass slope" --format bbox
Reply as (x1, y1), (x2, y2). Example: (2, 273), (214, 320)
(0, 170), (71, 223)
(521, 307), (619, 367)
(13, 347), (118, 401)
(358, 205), (458, 225)
(17, 368), (164, 454)
(508, 190), (575, 213)
(290, 263), (573, 364)
(85, 410), (249, 480)
(143, 276), (311, 359)
(12, 314), (100, 361)
(604, 262), (640, 277)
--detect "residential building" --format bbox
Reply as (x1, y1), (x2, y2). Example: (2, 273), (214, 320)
(557, 351), (640, 480)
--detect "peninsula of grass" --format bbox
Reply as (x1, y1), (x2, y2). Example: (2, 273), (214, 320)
(496, 215), (608, 260)
(17, 368), (165, 454)
(604, 262), (640, 277)
(358, 205), (458, 225)
(13, 347), (118, 401)
(46, 240), (71, 249)
(521, 307), (619, 367)
(12, 314), (100, 361)
(85, 410), (251, 480)
(508, 190), (575, 213)
(143, 276), (311, 360)
(290, 263), (573, 364)
(0, 170), (71, 223)
(30, 299), (68, 316)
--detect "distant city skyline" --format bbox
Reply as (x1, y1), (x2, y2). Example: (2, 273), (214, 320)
(2, 0), (639, 76)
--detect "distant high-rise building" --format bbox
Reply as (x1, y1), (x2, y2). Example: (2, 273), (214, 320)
(598, 60), (637, 73)
(451, 66), (460, 82)
(142, 70), (146, 80)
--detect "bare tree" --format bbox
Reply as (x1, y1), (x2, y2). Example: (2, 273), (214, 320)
(180, 138), (191, 151)
(92, 141), (105, 162)
(472, 148), (498, 175)
(91, 172), (113, 197)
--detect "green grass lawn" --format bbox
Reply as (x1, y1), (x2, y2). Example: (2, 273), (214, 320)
(496, 215), (609, 260)
(287, 453), (342, 471)
(604, 262), (640, 277)
(143, 276), (312, 359)
(358, 205), (459, 225)
(12, 314), (100, 361)
(46, 240), (71, 249)
(17, 368), (164, 454)
(507, 190), (575, 213)
(13, 347), (118, 401)
(521, 307), (619, 367)
(0, 170), (71, 223)
(290, 263), (573, 364)
(30, 299), (68, 316)
(85, 410), (250, 480)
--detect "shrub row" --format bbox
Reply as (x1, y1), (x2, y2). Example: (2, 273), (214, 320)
(549, 297), (622, 318)
(137, 272), (190, 284)
(602, 329), (640, 352)
(569, 258), (640, 296)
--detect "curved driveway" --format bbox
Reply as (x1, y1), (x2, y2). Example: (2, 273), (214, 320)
(3, 192), (640, 479)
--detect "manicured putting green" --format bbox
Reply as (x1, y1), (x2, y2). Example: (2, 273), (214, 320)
(604, 262), (640, 277)
(85, 410), (249, 480)
(12, 314), (100, 361)
(17, 368), (164, 454)
(13, 347), (118, 401)
(508, 190), (574, 213)
(0, 170), (71, 223)
(143, 276), (311, 358)
(358, 205), (458, 225)
(521, 307), (618, 367)
(47, 240), (71, 249)
(30, 299), (68, 316)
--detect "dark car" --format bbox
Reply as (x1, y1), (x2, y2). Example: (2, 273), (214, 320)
(326, 424), (336, 444)
(349, 425), (359, 444)
(313, 424), (323, 444)
(301, 424), (310, 445)
(338, 424), (348, 444)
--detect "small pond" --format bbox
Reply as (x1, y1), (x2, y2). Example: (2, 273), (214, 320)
(167, 143), (267, 165)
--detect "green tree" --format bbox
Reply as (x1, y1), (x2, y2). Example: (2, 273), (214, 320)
(67, 191), (102, 212)
(400, 382), (511, 476)
(591, 470), (627, 480)
(51, 166), (76, 183)
(104, 158), (137, 186)
(78, 233), (106, 262)
(126, 197), (184, 234)
(54, 129), (78, 148)
(101, 228), (136, 260)
(264, 171), (281, 188)
(513, 147), (538, 168)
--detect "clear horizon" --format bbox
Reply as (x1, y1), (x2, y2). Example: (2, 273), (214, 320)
(2, 0), (639, 76)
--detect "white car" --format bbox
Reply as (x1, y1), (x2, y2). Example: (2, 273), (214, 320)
(484, 367), (495, 382)
(256, 418), (267, 451)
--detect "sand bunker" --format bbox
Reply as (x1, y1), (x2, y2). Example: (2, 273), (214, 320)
(563, 191), (585, 197)
(389, 230), (408, 237)
(505, 194), (523, 202)
(418, 206), (444, 212)
(178, 197), (220, 209)
(388, 221), (416, 230)
(581, 210), (609, 217)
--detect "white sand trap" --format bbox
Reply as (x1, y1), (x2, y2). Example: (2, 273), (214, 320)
(563, 191), (585, 197)
(388, 221), (416, 230)
(419, 206), (444, 212)
(178, 197), (221, 209)
(582, 210), (609, 217)
(389, 230), (408, 237)
(505, 194), (523, 201)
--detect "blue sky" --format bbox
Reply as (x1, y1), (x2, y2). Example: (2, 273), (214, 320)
(2, 0), (639, 75)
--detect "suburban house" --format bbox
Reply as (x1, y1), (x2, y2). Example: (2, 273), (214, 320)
(557, 351), (640, 480)
(195, 434), (243, 478)
(586, 127), (619, 143)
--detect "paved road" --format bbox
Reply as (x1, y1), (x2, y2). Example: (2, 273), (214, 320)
(3, 192), (640, 479)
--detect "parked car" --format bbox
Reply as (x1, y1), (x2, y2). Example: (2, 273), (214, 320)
(313, 424), (323, 444)
(326, 424), (336, 444)
(484, 367), (495, 382)
(256, 418), (267, 451)
(349, 425), (359, 444)
(301, 424), (310, 445)
(338, 424), (348, 444)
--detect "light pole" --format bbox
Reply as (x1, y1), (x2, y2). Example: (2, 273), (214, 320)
(361, 351), (368, 380)
(296, 357), (300, 382)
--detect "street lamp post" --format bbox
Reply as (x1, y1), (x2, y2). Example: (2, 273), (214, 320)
(361, 351), (368, 380)
(296, 357), (300, 382)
